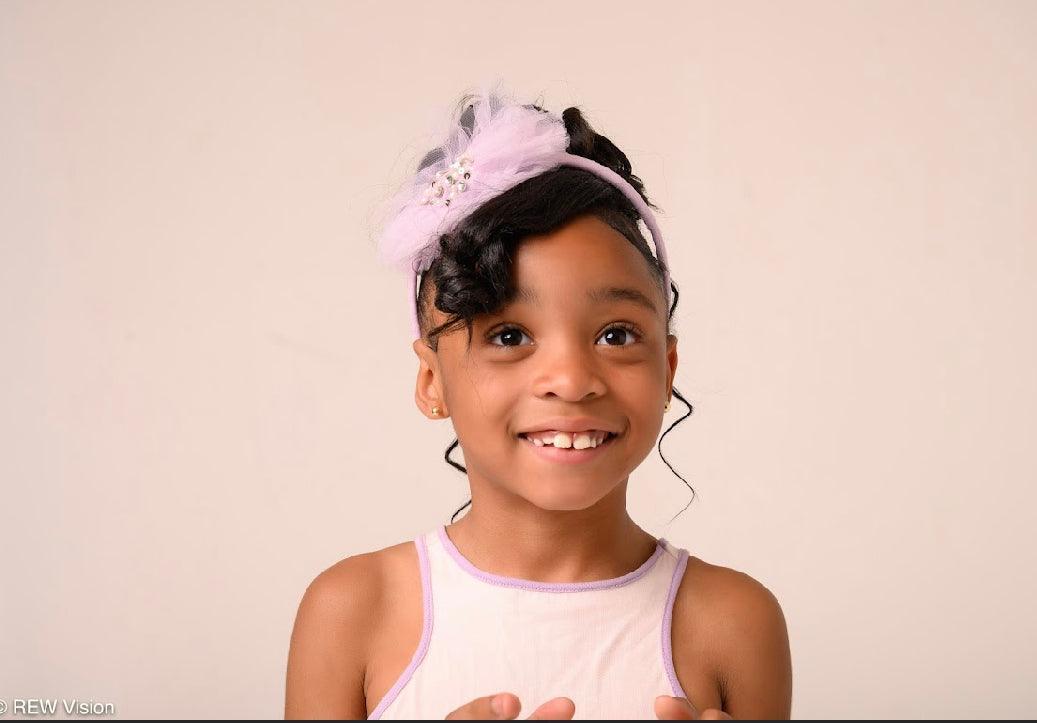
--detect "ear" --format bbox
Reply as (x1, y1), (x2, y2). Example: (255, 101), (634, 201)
(665, 333), (679, 402)
(412, 337), (448, 419)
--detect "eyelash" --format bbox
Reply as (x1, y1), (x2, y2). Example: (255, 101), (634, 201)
(484, 322), (644, 349)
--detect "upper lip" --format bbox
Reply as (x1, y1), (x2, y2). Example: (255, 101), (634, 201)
(518, 417), (621, 436)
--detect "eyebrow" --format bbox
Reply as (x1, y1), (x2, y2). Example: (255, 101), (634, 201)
(514, 285), (659, 315)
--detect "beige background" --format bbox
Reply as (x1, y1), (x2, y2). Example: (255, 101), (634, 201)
(2, 0), (1035, 718)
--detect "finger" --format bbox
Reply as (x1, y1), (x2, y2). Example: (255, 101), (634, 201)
(699, 709), (732, 720)
(526, 697), (575, 720)
(445, 692), (520, 719)
(654, 695), (700, 720)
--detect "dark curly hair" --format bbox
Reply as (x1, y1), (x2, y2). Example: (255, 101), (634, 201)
(414, 96), (696, 524)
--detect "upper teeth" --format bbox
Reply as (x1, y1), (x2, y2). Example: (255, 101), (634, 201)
(523, 431), (610, 449)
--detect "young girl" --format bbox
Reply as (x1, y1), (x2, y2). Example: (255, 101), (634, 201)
(285, 84), (792, 720)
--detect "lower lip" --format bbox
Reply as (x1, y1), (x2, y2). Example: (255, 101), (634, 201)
(519, 433), (618, 464)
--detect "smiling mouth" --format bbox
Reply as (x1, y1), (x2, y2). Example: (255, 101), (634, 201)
(518, 431), (619, 450)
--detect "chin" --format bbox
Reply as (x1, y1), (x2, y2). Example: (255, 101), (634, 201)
(520, 483), (614, 512)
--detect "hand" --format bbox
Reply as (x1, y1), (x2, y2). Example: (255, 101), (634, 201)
(655, 695), (732, 720)
(446, 692), (575, 720)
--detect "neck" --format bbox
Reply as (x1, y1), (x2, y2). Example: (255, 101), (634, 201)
(445, 479), (659, 583)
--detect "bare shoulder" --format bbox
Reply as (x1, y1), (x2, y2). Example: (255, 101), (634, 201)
(284, 540), (418, 720)
(671, 554), (793, 719)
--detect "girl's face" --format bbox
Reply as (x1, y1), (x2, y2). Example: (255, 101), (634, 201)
(413, 213), (679, 512)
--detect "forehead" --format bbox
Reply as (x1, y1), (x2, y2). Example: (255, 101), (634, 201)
(421, 214), (664, 337)
(508, 214), (660, 305)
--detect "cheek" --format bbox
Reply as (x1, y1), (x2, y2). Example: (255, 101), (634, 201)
(613, 364), (667, 406)
(445, 380), (519, 440)
(612, 374), (668, 443)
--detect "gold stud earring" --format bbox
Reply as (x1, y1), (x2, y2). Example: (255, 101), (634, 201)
(431, 406), (441, 416)
(664, 397), (671, 412)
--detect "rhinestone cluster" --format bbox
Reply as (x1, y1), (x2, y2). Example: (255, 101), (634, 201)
(422, 152), (474, 207)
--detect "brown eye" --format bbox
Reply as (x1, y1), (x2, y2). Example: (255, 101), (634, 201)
(487, 326), (530, 347)
(597, 323), (642, 347)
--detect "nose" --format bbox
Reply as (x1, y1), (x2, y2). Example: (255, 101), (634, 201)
(529, 335), (608, 402)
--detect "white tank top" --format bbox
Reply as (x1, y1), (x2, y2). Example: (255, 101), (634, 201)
(368, 525), (691, 720)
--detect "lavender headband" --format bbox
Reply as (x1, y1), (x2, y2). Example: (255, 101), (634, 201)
(374, 85), (672, 340)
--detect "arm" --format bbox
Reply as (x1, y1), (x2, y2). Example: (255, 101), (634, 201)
(284, 555), (381, 719)
(713, 573), (793, 719)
